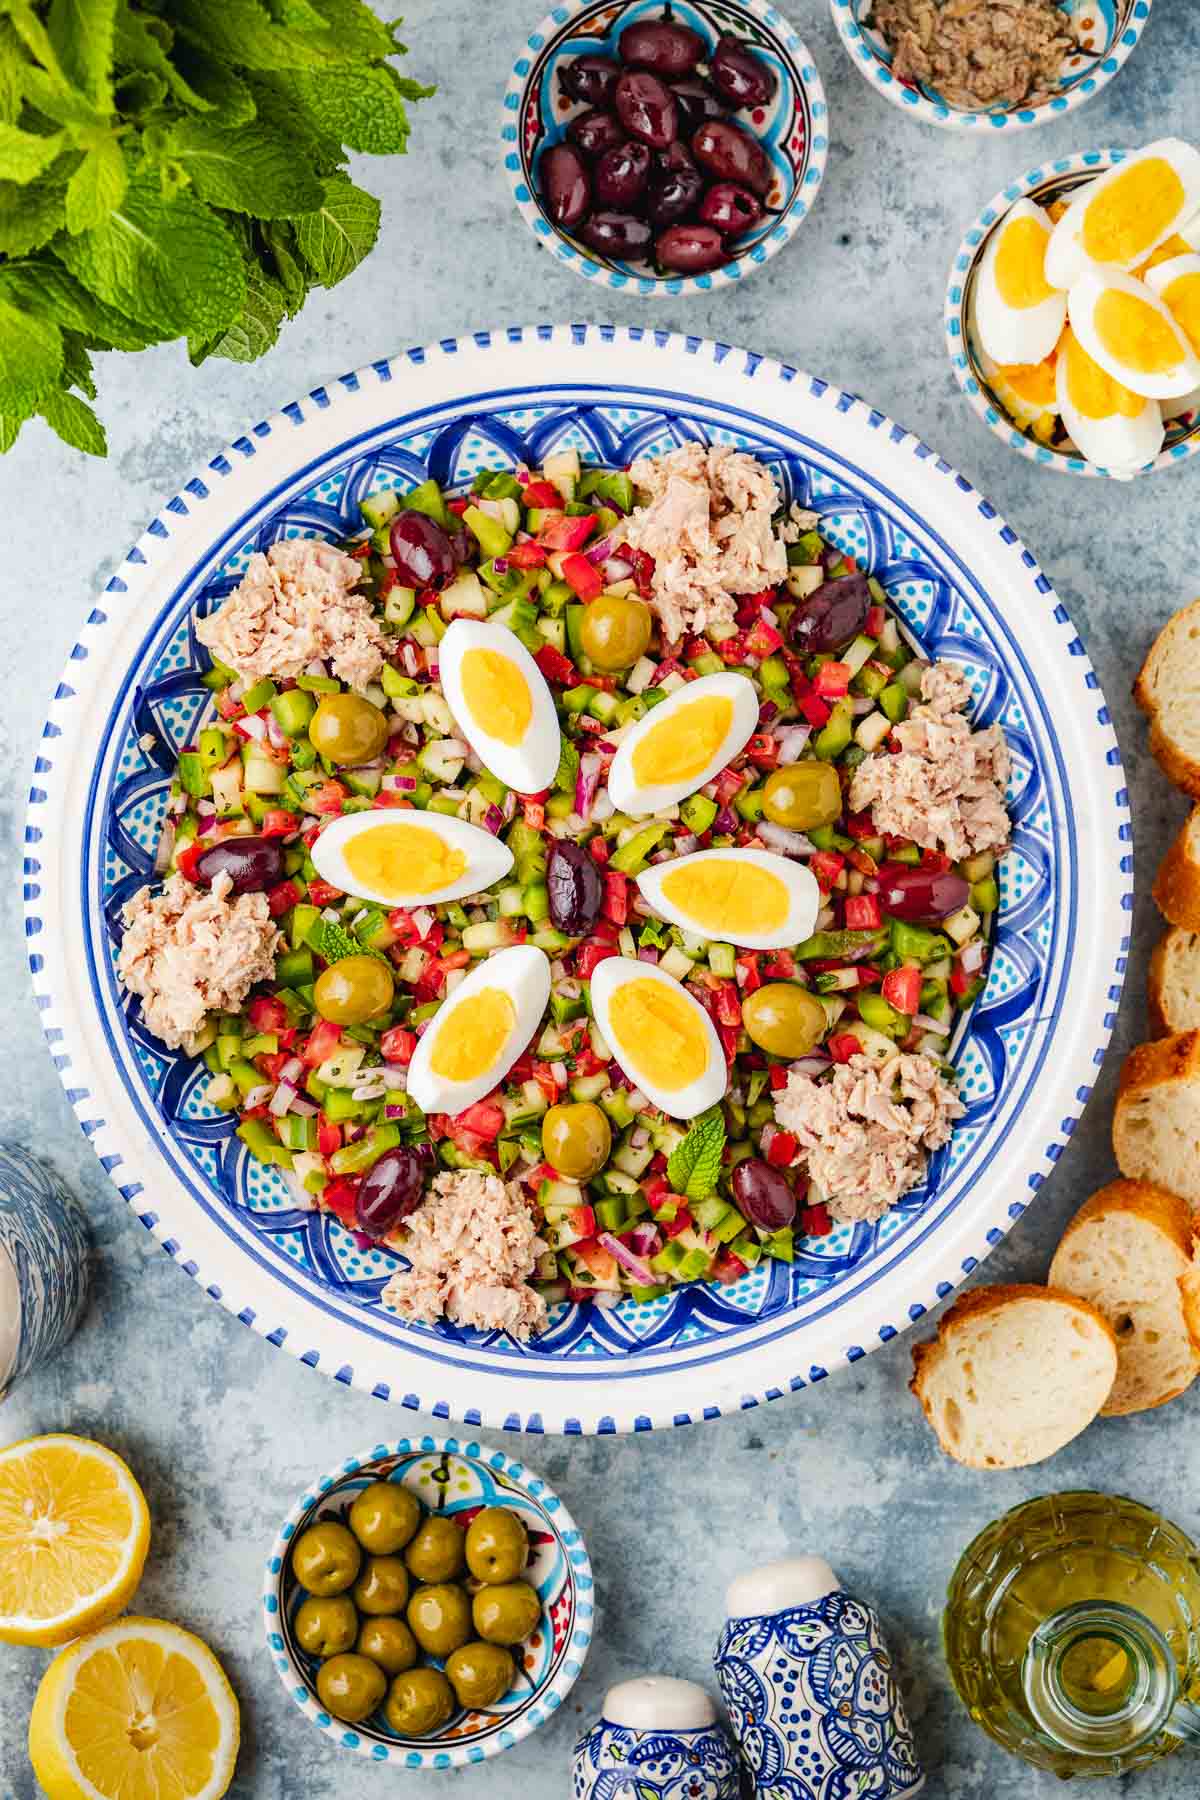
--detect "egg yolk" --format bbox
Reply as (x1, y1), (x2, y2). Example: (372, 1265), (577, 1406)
(429, 988), (515, 1082)
(343, 822), (468, 898)
(1094, 288), (1184, 376)
(996, 356), (1058, 406)
(609, 979), (709, 1093)
(1137, 234), (1193, 277)
(1163, 271), (1200, 355)
(1082, 159), (1186, 266)
(460, 647), (532, 746)
(659, 860), (789, 938)
(1062, 328), (1144, 421)
(995, 216), (1054, 309)
(631, 695), (733, 790)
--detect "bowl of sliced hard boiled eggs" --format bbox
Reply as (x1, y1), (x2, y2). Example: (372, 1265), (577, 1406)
(947, 140), (1200, 478)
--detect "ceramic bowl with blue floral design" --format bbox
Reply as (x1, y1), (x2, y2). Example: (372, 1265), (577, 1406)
(501, 0), (828, 296)
(263, 1434), (593, 1770)
(831, 0), (1152, 134)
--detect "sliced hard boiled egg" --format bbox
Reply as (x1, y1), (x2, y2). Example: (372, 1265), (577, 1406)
(311, 811), (513, 908)
(438, 617), (560, 795)
(972, 199), (1066, 367)
(1136, 233), (1196, 278)
(607, 672), (758, 817)
(1068, 269), (1200, 401)
(589, 958), (725, 1121)
(978, 348), (1060, 443)
(1056, 326), (1164, 477)
(637, 848), (819, 951)
(406, 943), (551, 1115)
(1045, 141), (1200, 288)
(1145, 253), (1200, 419)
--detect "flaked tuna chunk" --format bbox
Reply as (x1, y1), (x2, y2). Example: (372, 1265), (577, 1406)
(383, 1169), (548, 1341)
(117, 871), (281, 1050)
(196, 536), (386, 693)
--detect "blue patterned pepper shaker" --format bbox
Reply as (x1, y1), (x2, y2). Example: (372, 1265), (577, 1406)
(574, 1675), (741, 1799)
(0, 1146), (90, 1400)
(714, 1556), (924, 1798)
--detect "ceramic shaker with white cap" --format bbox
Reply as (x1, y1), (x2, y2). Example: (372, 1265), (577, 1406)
(573, 1675), (740, 1799)
(0, 1145), (90, 1401)
(714, 1555), (924, 1797)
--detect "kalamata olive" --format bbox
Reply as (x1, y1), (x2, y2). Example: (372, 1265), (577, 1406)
(645, 143), (704, 227)
(546, 840), (603, 936)
(357, 1148), (427, 1239)
(615, 69), (678, 150)
(710, 32), (778, 108)
(670, 76), (723, 134)
(691, 117), (772, 195)
(698, 181), (763, 234)
(567, 108), (626, 159)
(194, 835), (283, 895)
(732, 1159), (797, 1232)
(789, 573), (873, 655)
(389, 511), (456, 591)
(877, 867), (971, 924)
(656, 221), (726, 273)
(580, 210), (654, 259)
(560, 54), (620, 107)
(594, 140), (651, 208)
(618, 19), (705, 78)
(540, 142), (591, 227)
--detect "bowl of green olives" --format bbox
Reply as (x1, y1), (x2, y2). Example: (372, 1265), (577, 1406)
(263, 1434), (593, 1769)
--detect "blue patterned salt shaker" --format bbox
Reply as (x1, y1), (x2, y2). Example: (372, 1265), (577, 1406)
(573, 1675), (741, 1799)
(714, 1556), (924, 1798)
(0, 1146), (90, 1400)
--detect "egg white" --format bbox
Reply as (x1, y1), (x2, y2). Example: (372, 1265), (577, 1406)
(1055, 329), (1164, 477)
(438, 617), (561, 795)
(406, 943), (551, 1115)
(636, 848), (820, 951)
(607, 672), (759, 817)
(1068, 268), (1200, 400)
(972, 199), (1066, 368)
(311, 809), (513, 908)
(977, 348), (1060, 440)
(1046, 141), (1200, 289)
(589, 957), (726, 1121)
(1145, 254), (1200, 421)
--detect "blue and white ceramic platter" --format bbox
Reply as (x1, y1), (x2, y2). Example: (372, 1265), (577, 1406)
(24, 325), (1131, 1434)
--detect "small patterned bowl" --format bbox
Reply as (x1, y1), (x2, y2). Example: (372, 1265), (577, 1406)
(262, 1434), (593, 1770)
(501, 0), (828, 297)
(830, 0), (1152, 134)
(945, 148), (1200, 479)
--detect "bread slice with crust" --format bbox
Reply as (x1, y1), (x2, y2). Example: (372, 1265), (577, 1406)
(1153, 809), (1200, 931)
(1148, 928), (1200, 1035)
(1135, 599), (1200, 796)
(1049, 1180), (1200, 1415)
(1113, 1032), (1200, 1204)
(910, 1284), (1117, 1468)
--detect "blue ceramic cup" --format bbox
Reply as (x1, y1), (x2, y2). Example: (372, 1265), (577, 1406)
(574, 1676), (741, 1799)
(714, 1557), (925, 1798)
(0, 1145), (90, 1399)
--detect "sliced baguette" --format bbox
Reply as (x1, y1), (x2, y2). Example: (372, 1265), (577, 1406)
(1134, 599), (1200, 796)
(1113, 1031), (1200, 1204)
(1148, 928), (1200, 1035)
(910, 1284), (1117, 1469)
(1153, 808), (1200, 930)
(1049, 1180), (1200, 1415)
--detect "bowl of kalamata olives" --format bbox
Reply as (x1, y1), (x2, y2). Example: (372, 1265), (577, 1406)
(501, 0), (829, 294)
(264, 1435), (593, 1769)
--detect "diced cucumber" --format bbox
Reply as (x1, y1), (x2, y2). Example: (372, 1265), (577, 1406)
(708, 942), (736, 978)
(399, 478), (450, 528)
(384, 586), (417, 628)
(417, 739), (465, 784)
(270, 688), (315, 737)
(462, 505), (513, 560)
(461, 919), (516, 954)
(944, 904), (982, 946)
(360, 488), (401, 529)
(241, 746), (286, 794)
(240, 676), (276, 714)
(570, 1072), (609, 1103)
(680, 793), (717, 834)
(659, 945), (695, 981)
(439, 568), (488, 621)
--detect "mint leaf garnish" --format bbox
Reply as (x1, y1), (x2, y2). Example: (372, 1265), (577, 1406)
(40, 387), (107, 456)
(65, 135), (127, 235)
(667, 1107), (727, 1202)
(293, 172), (380, 286)
(166, 117), (324, 218)
(554, 739), (580, 796)
(0, 121), (64, 182)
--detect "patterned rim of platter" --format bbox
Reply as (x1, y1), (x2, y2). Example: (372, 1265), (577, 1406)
(24, 324), (1132, 1436)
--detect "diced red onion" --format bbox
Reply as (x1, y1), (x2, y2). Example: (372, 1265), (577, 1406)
(576, 752), (602, 822)
(266, 714), (289, 751)
(598, 1231), (654, 1286)
(851, 696), (875, 717)
(672, 833), (698, 856)
(402, 643), (420, 676)
(758, 699), (778, 726)
(196, 798), (216, 818)
(483, 803), (503, 834)
(269, 1082), (296, 1117)
(593, 789), (615, 824)
(382, 772), (417, 793)
(637, 947), (659, 964)
(775, 724), (813, 765)
(281, 1056), (304, 1085)
(412, 907), (435, 939)
(628, 1222), (661, 1260)
(290, 1097), (318, 1117)
(243, 1083), (272, 1110)
(153, 821), (176, 875)
(913, 1013), (950, 1035)
(384, 1102), (408, 1120)
(790, 1053), (831, 1077)
(960, 941), (986, 974)
(584, 534), (613, 566)
(379, 1066), (408, 1090)
(631, 1126), (650, 1150)
(550, 1062), (569, 1089)
(714, 805), (736, 834)
(491, 556), (509, 575)
(760, 1122), (778, 1154)
(426, 658), (440, 682)
(761, 606), (779, 629)
(229, 677), (246, 702)
(502, 789), (518, 823)
(758, 821), (815, 856)
(603, 556), (633, 583)
(168, 789), (189, 816)
(240, 714), (266, 741)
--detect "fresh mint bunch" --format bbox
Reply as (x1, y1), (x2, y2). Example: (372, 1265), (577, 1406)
(0, 0), (433, 456)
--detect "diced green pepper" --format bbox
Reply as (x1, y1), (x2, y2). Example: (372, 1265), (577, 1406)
(611, 823), (668, 874)
(270, 688), (315, 737)
(680, 793), (717, 835)
(176, 752), (209, 798)
(890, 920), (952, 962)
(237, 1118), (293, 1168)
(879, 682), (909, 724)
(240, 676), (276, 714)
(795, 929), (887, 961)
(462, 505), (513, 560)
(400, 478), (450, 528)
(815, 697), (853, 760)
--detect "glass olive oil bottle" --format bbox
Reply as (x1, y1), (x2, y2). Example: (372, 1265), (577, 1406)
(944, 1493), (1200, 1777)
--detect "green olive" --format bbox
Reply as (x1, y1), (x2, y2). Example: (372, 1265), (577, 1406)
(761, 761), (842, 831)
(445, 1641), (515, 1711)
(353, 1555), (411, 1616)
(291, 1521), (362, 1596)
(385, 1667), (456, 1737)
(407, 1583), (473, 1659)
(541, 1102), (611, 1183)
(405, 1514), (466, 1584)
(314, 954), (394, 1026)
(349, 1480), (422, 1555)
(293, 1594), (358, 1659)
(465, 1507), (529, 1585)
(742, 983), (828, 1058)
(579, 593), (652, 671)
(309, 693), (389, 766)
(316, 1652), (387, 1723)
(471, 1580), (541, 1648)
(357, 1615), (418, 1677)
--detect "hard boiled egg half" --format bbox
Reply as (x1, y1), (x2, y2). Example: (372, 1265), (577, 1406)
(1056, 327), (1163, 477)
(311, 811), (513, 908)
(637, 848), (819, 951)
(978, 349), (1060, 443)
(589, 958), (725, 1120)
(438, 618), (560, 795)
(407, 943), (551, 1114)
(607, 672), (758, 816)
(972, 199), (1066, 367)
(1144, 252), (1200, 416)
(1045, 141), (1200, 289)
(1068, 269), (1200, 401)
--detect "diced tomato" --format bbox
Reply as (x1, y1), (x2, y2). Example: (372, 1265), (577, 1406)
(302, 825), (322, 850)
(882, 967), (922, 1014)
(523, 799), (546, 831)
(560, 552), (603, 601)
(446, 496), (470, 515)
(248, 995), (289, 1034)
(762, 950), (795, 980)
(813, 661), (852, 699)
(631, 547), (655, 599)
(213, 689), (244, 722)
(317, 1115), (342, 1157)
(866, 604), (886, 637)
(713, 1251), (749, 1286)
(744, 617), (784, 657)
(533, 644), (577, 686)
(417, 919), (445, 954)
(259, 809), (297, 838)
(712, 981), (742, 1028)
(506, 541), (547, 568)
(580, 673), (616, 694)
(306, 879), (343, 907)
(744, 733), (779, 770)
(309, 780), (348, 815)
(572, 1238), (618, 1285)
(846, 847), (878, 878)
(591, 916), (621, 943)
(799, 1203), (834, 1238)
(532, 1061), (560, 1104)
(588, 835), (610, 864)
(844, 810), (877, 842)
(175, 842), (205, 883)
(577, 941), (617, 980)
(683, 635), (708, 663)
(601, 871), (628, 925)
(321, 1177), (360, 1228)
(735, 951), (762, 993)
(255, 1050), (293, 1083)
(768, 1063), (789, 1090)
(714, 766), (744, 804)
(302, 1018), (344, 1068)
(573, 1044), (609, 1077)
(522, 479), (563, 510)
(266, 879), (302, 918)
(950, 957), (972, 998)
(540, 513), (597, 553)
(809, 850), (846, 889)
(718, 1022), (741, 1063)
(567, 1204), (597, 1241)
(277, 1027), (298, 1050)
(453, 1099), (505, 1142)
(827, 1032), (863, 1064)
(380, 1025), (417, 1065)
(800, 693), (831, 729)
(371, 788), (413, 809)
(855, 966), (882, 987)
(765, 1129), (797, 1168)
(921, 848), (952, 872)
(387, 907), (420, 944)
(844, 894), (881, 930)
(653, 656), (686, 683)
(643, 1174), (672, 1209)
(510, 1052), (534, 1088)
(718, 634), (746, 666)
(781, 651), (812, 702)
(662, 1207), (694, 1239)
